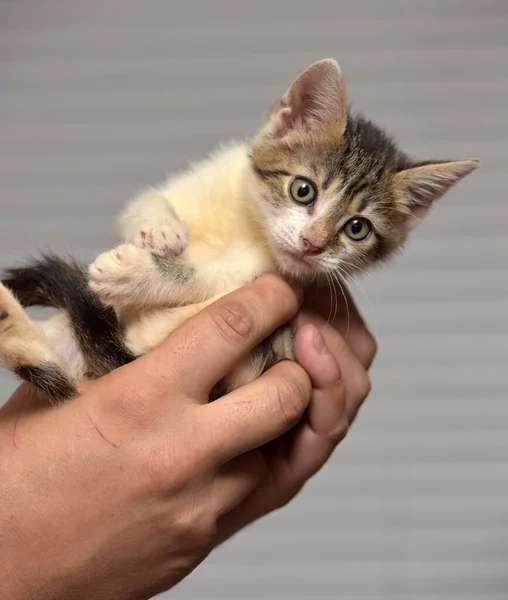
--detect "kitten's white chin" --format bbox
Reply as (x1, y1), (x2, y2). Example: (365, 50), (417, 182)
(274, 249), (316, 280)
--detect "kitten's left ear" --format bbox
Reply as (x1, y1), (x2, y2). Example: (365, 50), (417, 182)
(269, 58), (347, 142)
(393, 159), (479, 230)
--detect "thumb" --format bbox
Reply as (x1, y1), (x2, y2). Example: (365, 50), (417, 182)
(125, 274), (303, 402)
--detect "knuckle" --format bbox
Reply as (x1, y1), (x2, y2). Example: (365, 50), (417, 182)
(142, 436), (200, 494)
(210, 300), (257, 346)
(257, 276), (300, 315)
(325, 417), (350, 444)
(170, 502), (217, 555)
(274, 372), (310, 428)
(259, 275), (292, 301)
(355, 370), (372, 406)
(142, 446), (184, 493)
(361, 332), (378, 368)
(274, 483), (303, 510)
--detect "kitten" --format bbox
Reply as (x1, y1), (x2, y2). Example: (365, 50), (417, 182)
(0, 58), (478, 403)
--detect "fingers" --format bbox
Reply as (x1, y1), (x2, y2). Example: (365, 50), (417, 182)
(214, 326), (350, 546)
(216, 318), (373, 543)
(282, 324), (348, 480)
(137, 274), (303, 400)
(295, 310), (371, 424)
(198, 360), (312, 467)
(294, 324), (347, 438)
(303, 283), (377, 368)
(211, 451), (266, 518)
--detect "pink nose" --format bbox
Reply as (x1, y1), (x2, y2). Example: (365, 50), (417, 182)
(302, 238), (323, 257)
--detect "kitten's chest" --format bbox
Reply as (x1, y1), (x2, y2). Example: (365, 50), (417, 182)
(165, 143), (275, 273)
(183, 195), (275, 280)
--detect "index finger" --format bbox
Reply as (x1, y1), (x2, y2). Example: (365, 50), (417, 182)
(135, 274), (302, 400)
(198, 359), (312, 466)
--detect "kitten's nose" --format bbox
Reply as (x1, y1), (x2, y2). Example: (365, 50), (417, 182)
(301, 238), (323, 257)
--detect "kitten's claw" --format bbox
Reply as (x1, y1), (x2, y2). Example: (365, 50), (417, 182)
(134, 223), (188, 256)
(89, 244), (152, 306)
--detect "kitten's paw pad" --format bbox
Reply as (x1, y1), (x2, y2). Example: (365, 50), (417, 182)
(136, 223), (188, 256)
(89, 244), (150, 305)
(90, 244), (143, 278)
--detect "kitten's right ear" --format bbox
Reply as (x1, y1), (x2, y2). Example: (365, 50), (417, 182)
(268, 58), (347, 142)
(394, 159), (479, 230)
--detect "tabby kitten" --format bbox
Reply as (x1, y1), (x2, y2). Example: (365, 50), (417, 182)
(0, 58), (478, 402)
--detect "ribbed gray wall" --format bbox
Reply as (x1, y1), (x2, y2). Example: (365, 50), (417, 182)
(1, 1), (507, 598)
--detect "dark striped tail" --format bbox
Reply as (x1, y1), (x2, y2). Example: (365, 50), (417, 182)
(14, 363), (78, 403)
(0, 280), (78, 403)
(2, 254), (137, 377)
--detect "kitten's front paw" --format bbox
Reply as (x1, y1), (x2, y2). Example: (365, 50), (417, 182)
(89, 244), (151, 306)
(134, 221), (188, 256)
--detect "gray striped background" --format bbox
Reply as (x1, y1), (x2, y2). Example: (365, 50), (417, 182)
(1, 1), (507, 598)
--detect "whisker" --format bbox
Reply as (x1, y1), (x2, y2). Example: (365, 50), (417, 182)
(336, 265), (376, 336)
(331, 271), (339, 327)
(337, 259), (371, 278)
(324, 271), (335, 327)
(331, 271), (350, 343)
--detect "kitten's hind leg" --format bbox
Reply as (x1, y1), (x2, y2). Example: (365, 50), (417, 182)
(0, 284), (78, 403)
(89, 242), (266, 311)
(89, 244), (198, 309)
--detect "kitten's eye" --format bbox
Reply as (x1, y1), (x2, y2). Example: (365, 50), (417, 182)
(343, 217), (372, 241)
(290, 178), (316, 206)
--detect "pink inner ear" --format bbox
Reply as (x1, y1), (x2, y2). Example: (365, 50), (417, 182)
(271, 59), (347, 139)
(394, 159), (479, 230)
(272, 106), (292, 137)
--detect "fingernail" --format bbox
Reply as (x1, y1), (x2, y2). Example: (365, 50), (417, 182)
(313, 328), (327, 354)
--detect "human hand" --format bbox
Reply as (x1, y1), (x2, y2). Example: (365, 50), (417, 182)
(216, 281), (376, 544)
(0, 275), (313, 600)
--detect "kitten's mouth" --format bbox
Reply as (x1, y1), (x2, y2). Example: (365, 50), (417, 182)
(276, 247), (317, 277)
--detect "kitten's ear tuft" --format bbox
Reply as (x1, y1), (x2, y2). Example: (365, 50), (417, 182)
(394, 159), (479, 230)
(269, 58), (347, 141)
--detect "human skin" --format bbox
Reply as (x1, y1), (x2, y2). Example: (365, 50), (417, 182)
(0, 274), (375, 600)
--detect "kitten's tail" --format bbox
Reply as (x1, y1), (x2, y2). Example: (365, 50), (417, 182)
(2, 254), (136, 377)
(0, 281), (79, 403)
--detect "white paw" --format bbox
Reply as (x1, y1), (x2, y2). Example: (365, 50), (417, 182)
(89, 244), (150, 305)
(0, 283), (16, 325)
(0, 283), (30, 339)
(133, 221), (188, 256)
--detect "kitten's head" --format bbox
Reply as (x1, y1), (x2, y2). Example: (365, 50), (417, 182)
(248, 58), (478, 280)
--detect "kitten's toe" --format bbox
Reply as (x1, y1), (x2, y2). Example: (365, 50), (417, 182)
(135, 222), (188, 256)
(89, 244), (150, 305)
